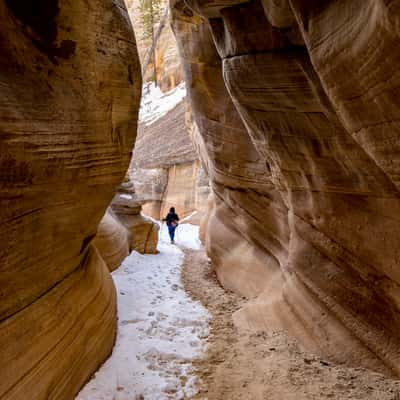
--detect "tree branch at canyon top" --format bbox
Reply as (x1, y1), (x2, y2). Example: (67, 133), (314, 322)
(139, 0), (169, 85)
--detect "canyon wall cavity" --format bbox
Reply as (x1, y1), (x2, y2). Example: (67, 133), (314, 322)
(171, 0), (400, 376)
(0, 1), (141, 398)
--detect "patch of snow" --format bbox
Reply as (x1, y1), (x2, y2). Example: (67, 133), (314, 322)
(181, 211), (198, 223)
(159, 222), (202, 251)
(119, 194), (132, 200)
(139, 82), (186, 126)
(76, 224), (209, 400)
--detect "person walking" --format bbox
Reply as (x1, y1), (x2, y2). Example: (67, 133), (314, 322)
(163, 207), (180, 244)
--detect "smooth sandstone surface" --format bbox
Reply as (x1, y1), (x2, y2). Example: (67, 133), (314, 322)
(134, 99), (198, 169)
(0, 0), (141, 398)
(93, 211), (130, 272)
(111, 191), (159, 254)
(159, 160), (208, 219)
(171, 0), (400, 376)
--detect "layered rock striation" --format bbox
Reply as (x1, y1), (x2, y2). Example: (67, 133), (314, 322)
(0, 0), (141, 398)
(93, 211), (130, 272)
(171, 0), (400, 376)
(110, 178), (159, 254)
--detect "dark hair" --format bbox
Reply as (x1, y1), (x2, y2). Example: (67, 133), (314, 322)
(170, 207), (175, 213)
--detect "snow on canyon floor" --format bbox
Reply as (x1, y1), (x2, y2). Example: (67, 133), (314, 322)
(77, 221), (400, 400)
(139, 82), (186, 126)
(77, 223), (209, 400)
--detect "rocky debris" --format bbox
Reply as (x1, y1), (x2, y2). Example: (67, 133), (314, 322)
(0, 0), (141, 398)
(110, 178), (159, 254)
(171, 0), (400, 376)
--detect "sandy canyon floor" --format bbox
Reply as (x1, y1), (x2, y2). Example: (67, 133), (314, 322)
(182, 250), (400, 400)
(77, 223), (400, 400)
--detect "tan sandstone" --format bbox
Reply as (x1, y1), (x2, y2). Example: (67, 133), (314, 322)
(0, 0), (141, 398)
(111, 190), (159, 254)
(93, 211), (130, 272)
(171, 0), (400, 377)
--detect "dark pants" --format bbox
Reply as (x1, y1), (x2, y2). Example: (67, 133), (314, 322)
(168, 224), (177, 241)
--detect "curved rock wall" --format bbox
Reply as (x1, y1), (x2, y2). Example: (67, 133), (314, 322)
(0, 0), (141, 397)
(171, 0), (400, 376)
(111, 179), (159, 255)
(93, 211), (130, 272)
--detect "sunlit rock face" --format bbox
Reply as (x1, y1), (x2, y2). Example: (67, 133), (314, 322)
(0, 0), (141, 398)
(171, 0), (400, 376)
(126, 0), (183, 91)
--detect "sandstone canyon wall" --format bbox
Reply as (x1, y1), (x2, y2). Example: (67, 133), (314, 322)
(0, 1), (141, 398)
(127, 0), (183, 91)
(110, 177), (159, 254)
(171, 0), (400, 376)
(94, 177), (159, 273)
(126, 1), (210, 222)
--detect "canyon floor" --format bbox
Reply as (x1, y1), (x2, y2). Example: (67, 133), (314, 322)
(77, 223), (400, 400)
(183, 250), (400, 400)
(77, 223), (209, 400)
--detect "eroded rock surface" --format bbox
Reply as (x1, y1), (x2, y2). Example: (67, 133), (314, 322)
(127, 0), (183, 91)
(0, 0), (141, 398)
(171, 0), (400, 376)
(93, 211), (130, 272)
(111, 178), (159, 254)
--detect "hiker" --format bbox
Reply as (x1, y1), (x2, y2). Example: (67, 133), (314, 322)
(163, 207), (180, 244)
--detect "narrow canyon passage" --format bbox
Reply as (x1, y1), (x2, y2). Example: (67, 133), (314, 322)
(76, 221), (400, 400)
(4, 1), (400, 398)
(76, 219), (400, 400)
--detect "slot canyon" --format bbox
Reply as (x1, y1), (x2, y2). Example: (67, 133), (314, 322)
(2, 0), (400, 399)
